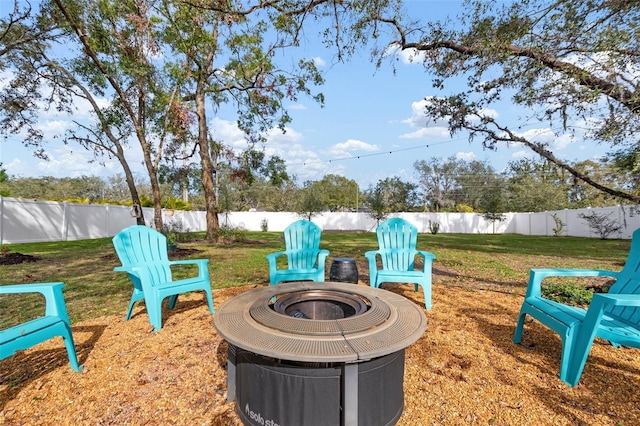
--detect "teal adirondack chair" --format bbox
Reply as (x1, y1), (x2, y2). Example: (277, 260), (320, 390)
(112, 225), (214, 332)
(513, 227), (640, 386)
(365, 218), (436, 310)
(266, 220), (330, 285)
(0, 282), (82, 372)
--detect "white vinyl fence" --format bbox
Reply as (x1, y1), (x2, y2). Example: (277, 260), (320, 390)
(1, 196), (639, 244)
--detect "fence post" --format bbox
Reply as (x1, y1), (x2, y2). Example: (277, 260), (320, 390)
(61, 201), (69, 241)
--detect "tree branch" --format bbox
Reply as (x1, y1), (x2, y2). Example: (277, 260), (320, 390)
(469, 115), (640, 203)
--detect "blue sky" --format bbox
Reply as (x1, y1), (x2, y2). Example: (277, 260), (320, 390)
(0, 0), (610, 189)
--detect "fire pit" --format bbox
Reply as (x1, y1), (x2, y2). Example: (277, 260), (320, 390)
(214, 282), (427, 426)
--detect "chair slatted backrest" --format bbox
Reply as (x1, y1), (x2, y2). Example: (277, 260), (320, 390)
(113, 225), (173, 285)
(606, 228), (640, 324)
(376, 218), (418, 271)
(283, 220), (323, 270)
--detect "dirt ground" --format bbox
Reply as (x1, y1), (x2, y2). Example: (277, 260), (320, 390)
(2, 283), (639, 426)
(0, 253), (39, 266)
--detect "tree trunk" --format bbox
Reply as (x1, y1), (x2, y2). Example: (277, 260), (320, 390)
(119, 153), (146, 226)
(195, 83), (219, 241)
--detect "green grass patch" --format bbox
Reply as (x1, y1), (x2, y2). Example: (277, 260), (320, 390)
(0, 232), (630, 329)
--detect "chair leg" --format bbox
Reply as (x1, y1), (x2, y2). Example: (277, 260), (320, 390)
(126, 289), (145, 320)
(205, 289), (215, 314)
(513, 305), (577, 385)
(146, 297), (163, 332)
(61, 324), (83, 372)
(558, 329), (575, 385)
(126, 300), (136, 320)
(369, 274), (379, 289)
(513, 309), (527, 343)
(421, 283), (431, 311)
(564, 303), (607, 386)
(168, 294), (179, 310)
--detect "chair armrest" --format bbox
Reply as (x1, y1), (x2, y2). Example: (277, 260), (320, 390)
(416, 250), (436, 260)
(266, 251), (287, 269)
(266, 251), (286, 260)
(364, 250), (380, 261)
(416, 250), (436, 272)
(364, 251), (380, 274)
(591, 293), (640, 307)
(169, 259), (209, 266)
(114, 263), (157, 274)
(525, 268), (618, 298)
(126, 259), (210, 284)
(0, 282), (67, 319)
(317, 249), (330, 265)
(0, 282), (64, 295)
(115, 259), (200, 273)
(169, 258), (209, 279)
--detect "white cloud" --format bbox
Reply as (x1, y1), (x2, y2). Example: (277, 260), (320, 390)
(202, 116), (332, 181)
(209, 117), (247, 150)
(265, 126), (328, 180)
(512, 127), (577, 151)
(397, 98), (451, 140)
(328, 139), (379, 158)
(36, 119), (73, 135)
(0, 70), (13, 90)
(399, 127), (450, 139)
(6, 147), (118, 179)
(3, 158), (28, 176)
(402, 99), (444, 128)
(313, 57), (326, 67)
(552, 133), (576, 150)
(516, 128), (554, 143)
(511, 150), (534, 161)
(266, 126), (304, 145)
(477, 107), (499, 120)
(455, 151), (477, 162)
(401, 98), (500, 138)
(384, 43), (427, 65)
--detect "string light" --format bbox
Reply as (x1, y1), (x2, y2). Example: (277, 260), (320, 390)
(286, 136), (467, 168)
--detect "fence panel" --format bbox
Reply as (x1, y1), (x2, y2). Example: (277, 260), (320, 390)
(1, 198), (65, 243)
(1, 196), (638, 244)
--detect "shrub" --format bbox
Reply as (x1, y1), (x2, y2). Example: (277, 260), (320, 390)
(455, 204), (474, 213)
(551, 213), (566, 237)
(578, 211), (622, 239)
(542, 282), (594, 306)
(161, 222), (185, 246)
(215, 225), (248, 243)
(428, 220), (440, 235)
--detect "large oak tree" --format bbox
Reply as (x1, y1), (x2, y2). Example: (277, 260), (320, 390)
(373, 0), (640, 203)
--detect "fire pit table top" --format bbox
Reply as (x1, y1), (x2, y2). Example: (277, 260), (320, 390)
(213, 281), (427, 363)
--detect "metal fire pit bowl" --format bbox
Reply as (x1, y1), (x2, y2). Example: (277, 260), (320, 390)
(214, 282), (427, 426)
(214, 281), (427, 363)
(273, 289), (368, 320)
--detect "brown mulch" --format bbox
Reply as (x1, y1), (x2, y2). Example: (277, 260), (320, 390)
(2, 284), (640, 425)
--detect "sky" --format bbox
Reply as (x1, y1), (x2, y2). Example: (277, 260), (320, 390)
(0, 0), (611, 189)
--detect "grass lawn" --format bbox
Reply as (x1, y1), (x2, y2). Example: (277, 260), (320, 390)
(0, 231), (630, 329)
(1, 231), (638, 425)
